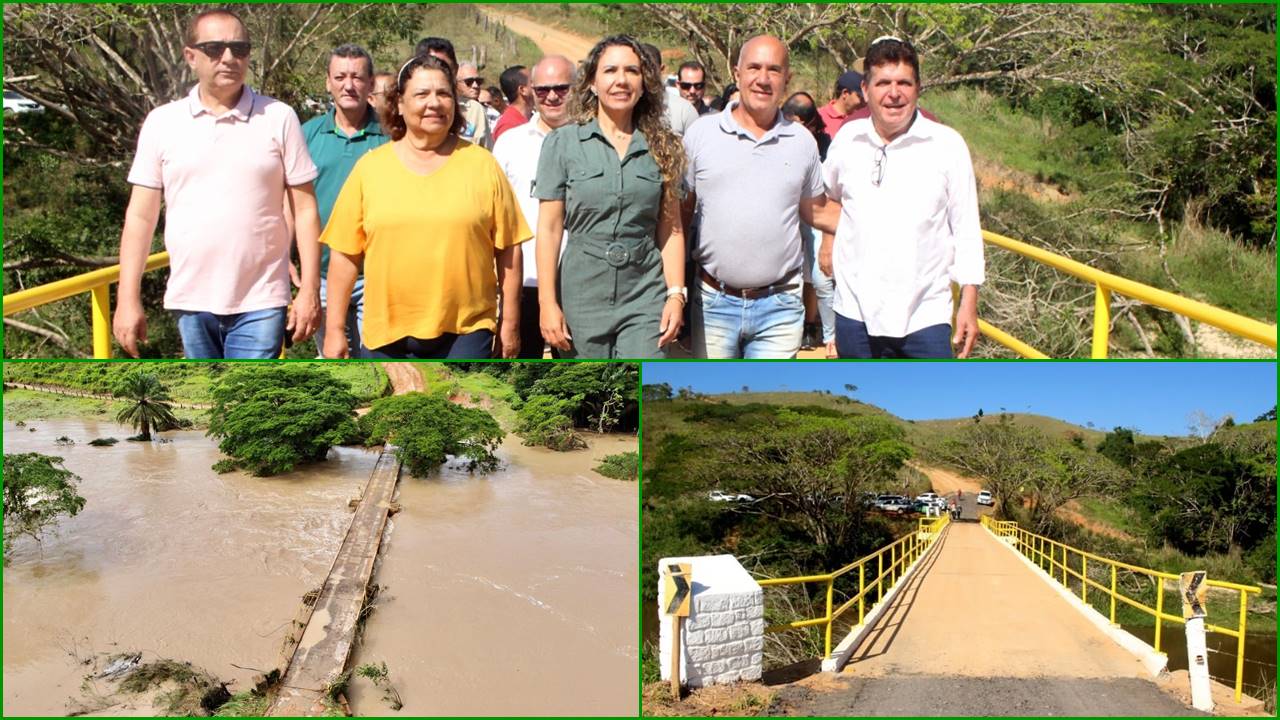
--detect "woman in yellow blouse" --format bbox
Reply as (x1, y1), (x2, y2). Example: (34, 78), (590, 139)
(321, 54), (529, 359)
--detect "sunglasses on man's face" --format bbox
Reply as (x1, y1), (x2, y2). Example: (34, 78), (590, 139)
(461, 77), (485, 87)
(678, 81), (705, 91)
(190, 41), (252, 60)
(533, 84), (571, 100)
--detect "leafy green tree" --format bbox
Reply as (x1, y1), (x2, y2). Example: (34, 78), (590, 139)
(206, 365), (359, 476)
(1254, 405), (1277, 423)
(525, 363), (639, 432)
(113, 371), (180, 441)
(1096, 426), (1137, 468)
(3, 453), (87, 558)
(359, 392), (504, 476)
(516, 395), (585, 451)
(642, 382), (673, 402)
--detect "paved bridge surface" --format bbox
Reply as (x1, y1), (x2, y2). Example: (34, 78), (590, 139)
(771, 522), (1201, 716)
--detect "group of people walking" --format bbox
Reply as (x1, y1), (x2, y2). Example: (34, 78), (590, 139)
(113, 8), (983, 360)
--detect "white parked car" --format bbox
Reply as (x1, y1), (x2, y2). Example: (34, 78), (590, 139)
(708, 490), (754, 503)
(916, 492), (939, 505)
(3, 90), (42, 115)
(977, 490), (994, 506)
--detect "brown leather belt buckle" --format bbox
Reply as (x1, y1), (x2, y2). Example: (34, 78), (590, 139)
(699, 268), (795, 299)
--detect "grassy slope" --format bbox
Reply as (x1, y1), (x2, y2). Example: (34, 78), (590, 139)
(927, 86), (1277, 325)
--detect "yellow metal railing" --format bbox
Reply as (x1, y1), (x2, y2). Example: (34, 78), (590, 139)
(2, 231), (1276, 359)
(758, 514), (950, 660)
(980, 231), (1277, 358)
(2, 252), (170, 359)
(981, 516), (1262, 702)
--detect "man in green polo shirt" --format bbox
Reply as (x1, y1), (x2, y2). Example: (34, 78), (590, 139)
(301, 43), (389, 357)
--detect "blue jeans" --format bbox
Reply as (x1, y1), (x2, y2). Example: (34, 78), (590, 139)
(364, 330), (494, 359)
(801, 225), (836, 344)
(316, 275), (365, 359)
(691, 278), (805, 359)
(174, 307), (287, 359)
(835, 315), (953, 359)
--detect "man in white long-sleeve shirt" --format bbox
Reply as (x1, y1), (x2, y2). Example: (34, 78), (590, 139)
(820, 36), (983, 358)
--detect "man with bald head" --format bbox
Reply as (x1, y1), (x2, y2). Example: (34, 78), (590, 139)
(492, 55), (576, 358)
(681, 35), (841, 359)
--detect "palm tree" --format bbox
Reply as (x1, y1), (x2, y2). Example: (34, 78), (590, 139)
(114, 372), (180, 441)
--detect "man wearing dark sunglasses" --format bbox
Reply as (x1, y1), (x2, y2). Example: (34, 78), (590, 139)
(677, 61), (712, 115)
(492, 55), (576, 359)
(114, 8), (323, 358)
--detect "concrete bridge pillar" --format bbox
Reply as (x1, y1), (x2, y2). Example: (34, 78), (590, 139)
(658, 554), (763, 687)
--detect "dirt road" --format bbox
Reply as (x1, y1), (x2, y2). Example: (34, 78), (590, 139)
(914, 463), (984, 495)
(480, 9), (596, 61)
(771, 523), (1198, 715)
(382, 363), (425, 395)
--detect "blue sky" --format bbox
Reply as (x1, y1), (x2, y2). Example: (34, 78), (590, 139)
(641, 362), (1277, 436)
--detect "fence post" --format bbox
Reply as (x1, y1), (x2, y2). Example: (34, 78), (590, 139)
(824, 578), (834, 659)
(858, 564), (865, 626)
(877, 553), (884, 602)
(1081, 555), (1088, 604)
(91, 285), (112, 359)
(1092, 285), (1112, 358)
(1154, 578), (1164, 653)
(1235, 591), (1247, 703)
(1110, 565), (1117, 625)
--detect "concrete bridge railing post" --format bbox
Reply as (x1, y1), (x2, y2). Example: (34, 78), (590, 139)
(657, 555), (764, 688)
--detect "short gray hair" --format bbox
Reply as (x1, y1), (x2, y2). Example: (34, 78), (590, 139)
(329, 43), (374, 78)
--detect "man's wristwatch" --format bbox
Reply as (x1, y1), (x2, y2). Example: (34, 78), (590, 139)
(666, 286), (688, 304)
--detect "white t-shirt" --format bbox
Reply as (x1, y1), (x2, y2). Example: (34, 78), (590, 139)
(491, 114), (568, 287)
(823, 113), (984, 337)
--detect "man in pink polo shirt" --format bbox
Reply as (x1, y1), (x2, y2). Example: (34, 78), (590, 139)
(113, 8), (322, 358)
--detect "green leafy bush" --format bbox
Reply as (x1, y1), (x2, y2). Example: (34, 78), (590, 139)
(594, 452), (638, 481)
(359, 392), (504, 475)
(515, 395), (585, 451)
(3, 452), (86, 557)
(207, 366), (360, 476)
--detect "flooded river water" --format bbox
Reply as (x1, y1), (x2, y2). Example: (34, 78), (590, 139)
(2, 419), (376, 715)
(4, 418), (638, 716)
(347, 434), (638, 716)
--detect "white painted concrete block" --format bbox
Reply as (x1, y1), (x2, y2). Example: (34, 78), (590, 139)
(659, 554), (764, 687)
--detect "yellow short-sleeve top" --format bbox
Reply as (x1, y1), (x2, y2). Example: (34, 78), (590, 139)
(321, 140), (532, 350)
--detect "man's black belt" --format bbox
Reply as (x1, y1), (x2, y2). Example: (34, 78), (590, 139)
(698, 267), (799, 300)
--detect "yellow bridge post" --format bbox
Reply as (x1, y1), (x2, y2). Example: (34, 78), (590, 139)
(1235, 591), (1247, 703)
(877, 554), (884, 602)
(1154, 578), (1164, 653)
(858, 564), (865, 626)
(1081, 555), (1088, 604)
(824, 578), (834, 659)
(1110, 565), (1117, 625)
(1092, 285), (1112, 358)
(90, 286), (112, 359)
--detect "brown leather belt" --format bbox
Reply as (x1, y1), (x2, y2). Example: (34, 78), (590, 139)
(698, 267), (799, 300)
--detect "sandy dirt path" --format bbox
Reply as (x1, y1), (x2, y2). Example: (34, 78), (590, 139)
(381, 362), (425, 394)
(481, 9), (597, 61)
(914, 462), (984, 495)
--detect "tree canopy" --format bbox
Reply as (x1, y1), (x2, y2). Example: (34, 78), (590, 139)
(358, 392), (504, 476)
(3, 452), (87, 558)
(206, 365), (360, 476)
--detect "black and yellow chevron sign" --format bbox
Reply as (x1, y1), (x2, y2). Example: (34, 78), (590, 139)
(664, 563), (692, 617)
(1180, 571), (1207, 620)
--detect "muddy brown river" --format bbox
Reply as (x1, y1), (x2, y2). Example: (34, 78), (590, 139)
(347, 434), (639, 716)
(2, 419), (374, 715)
(4, 418), (638, 716)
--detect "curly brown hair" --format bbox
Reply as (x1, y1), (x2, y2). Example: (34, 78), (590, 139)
(567, 35), (685, 200)
(380, 54), (467, 141)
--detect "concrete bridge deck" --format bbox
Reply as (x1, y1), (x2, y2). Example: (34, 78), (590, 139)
(773, 523), (1199, 716)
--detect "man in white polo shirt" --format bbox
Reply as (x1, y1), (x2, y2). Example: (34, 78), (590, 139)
(113, 8), (322, 358)
(821, 36), (983, 358)
(492, 54), (575, 359)
(682, 34), (840, 359)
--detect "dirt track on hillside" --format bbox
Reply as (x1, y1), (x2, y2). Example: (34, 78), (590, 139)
(480, 9), (596, 61)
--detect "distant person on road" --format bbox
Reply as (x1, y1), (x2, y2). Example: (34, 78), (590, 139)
(114, 8), (321, 359)
(534, 35), (687, 359)
(416, 37), (491, 149)
(491, 65), (534, 141)
(492, 54), (577, 359)
(320, 54), (529, 359)
(302, 43), (389, 359)
(821, 36), (983, 358)
(682, 35), (840, 359)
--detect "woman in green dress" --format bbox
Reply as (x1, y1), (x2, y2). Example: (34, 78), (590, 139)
(533, 35), (686, 359)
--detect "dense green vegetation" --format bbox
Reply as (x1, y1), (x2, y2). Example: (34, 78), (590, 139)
(207, 365), (361, 476)
(3, 452), (87, 559)
(359, 392), (504, 475)
(594, 452), (638, 481)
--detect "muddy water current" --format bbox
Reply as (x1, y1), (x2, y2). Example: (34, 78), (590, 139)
(346, 434), (639, 716)
(2, 420), (378, 716)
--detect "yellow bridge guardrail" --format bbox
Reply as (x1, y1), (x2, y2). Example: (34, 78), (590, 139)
(758, 514), (950, 661)
(1, 232), (1276, 359)
(980, 516), (1262, 703)
(2, 252), (169, 359)
(980, 231), (1277, 358)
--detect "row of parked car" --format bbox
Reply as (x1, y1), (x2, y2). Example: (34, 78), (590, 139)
(706, 489), (996, 508)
